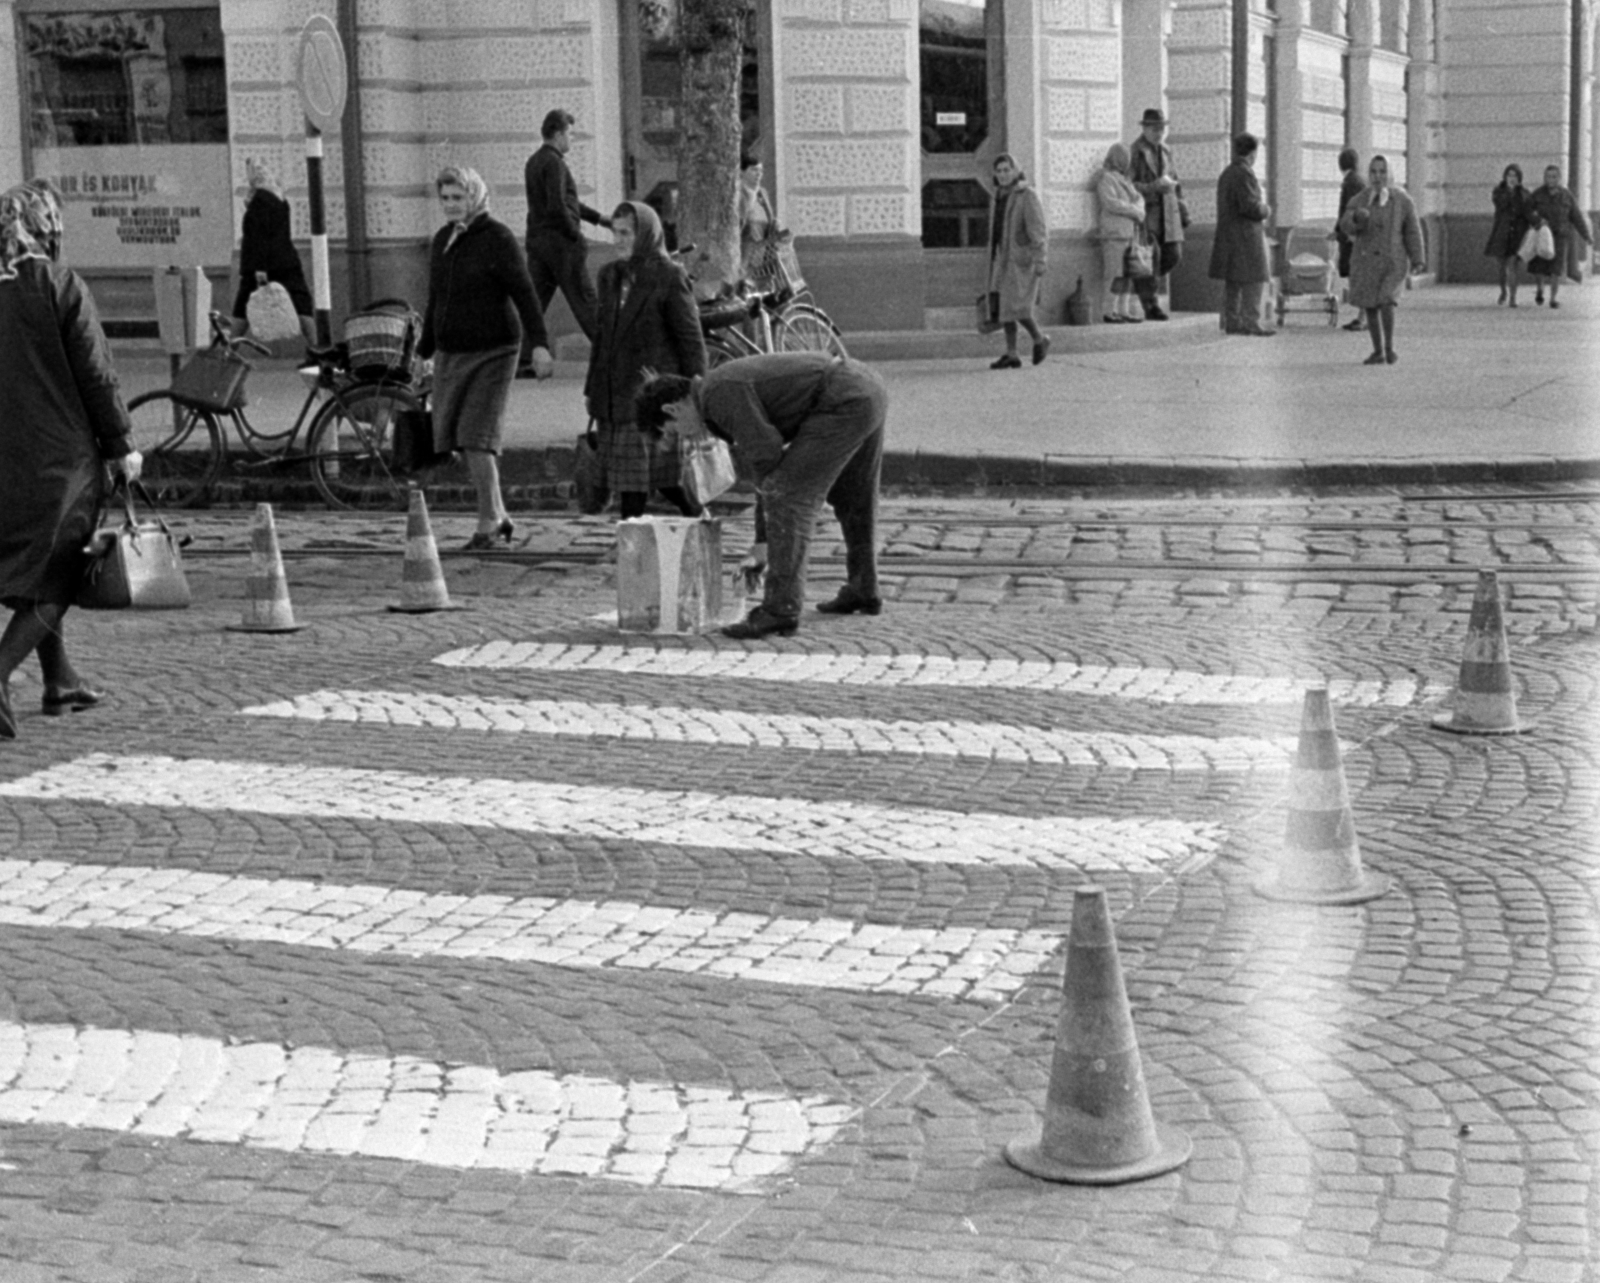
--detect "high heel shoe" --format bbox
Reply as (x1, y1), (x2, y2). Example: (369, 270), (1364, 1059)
(42, 683), (105, 716)
(497, 518), (515, 544)
(462, 519), (515, 552)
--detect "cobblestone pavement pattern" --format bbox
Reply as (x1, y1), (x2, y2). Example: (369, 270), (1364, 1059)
(0, 489), (1593, 1283)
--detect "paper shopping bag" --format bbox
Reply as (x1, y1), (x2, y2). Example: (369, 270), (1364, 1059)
(616, 517), (723, 634)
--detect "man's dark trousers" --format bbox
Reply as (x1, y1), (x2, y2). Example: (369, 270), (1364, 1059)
(524, 231), (598, 354)
(761, 360), (886, 620)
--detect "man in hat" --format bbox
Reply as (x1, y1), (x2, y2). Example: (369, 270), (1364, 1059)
(1127, 108), (1189, 321)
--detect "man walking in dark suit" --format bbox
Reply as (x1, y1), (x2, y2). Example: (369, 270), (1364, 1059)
(522, 108), (610, 369)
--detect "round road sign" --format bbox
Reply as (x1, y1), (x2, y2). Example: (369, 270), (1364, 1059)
(297, 15), (348, 132)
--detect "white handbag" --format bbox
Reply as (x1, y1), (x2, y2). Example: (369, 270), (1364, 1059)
(681, 436), (737, 505)
(245, 275), (301, 342)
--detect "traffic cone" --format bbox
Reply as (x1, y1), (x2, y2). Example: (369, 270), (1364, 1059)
(1432, 569), (1527, 735)
(1003, 885), (1192, 1185)
(388, 488), (464, 613)
(226, 503), (306, 634)
(1255, 688), (1389, 904)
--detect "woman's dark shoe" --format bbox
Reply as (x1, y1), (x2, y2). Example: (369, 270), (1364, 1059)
(1535, 290), (1544, 305)
(1497, 286), (1507, 304)
(1342, 318), (1366, 331)
(989, 353), (1022, 370)
(1385, 350), (1399, 364)
(1550, 299), (1560, 309)
(497, 518), (515, 544)
(721, 607), (799, 640)
(1032, 335), (1052, 365)
(816, 588), (883, 616)
(1102, 313), (1124, 324)
(0, 682), (15, 740)
(1144, 305), (1169, 321)
(42, 684), (105, 717)
(462, 532), (496, 551)
(1362, 352), (1387, 365)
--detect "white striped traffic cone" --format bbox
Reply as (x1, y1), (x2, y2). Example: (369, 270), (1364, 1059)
(1255, 688), (1389, 904)
(225, 503), (307, 634)
(1432, 569), (1527, 735)
(388, 488), (463, 613)
(1003, 885), (1192, 1185)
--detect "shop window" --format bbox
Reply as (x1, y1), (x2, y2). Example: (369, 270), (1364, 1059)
(25, 9), (228, 148)
(920, 0), (991, 155)
(921, 179), (989, 249)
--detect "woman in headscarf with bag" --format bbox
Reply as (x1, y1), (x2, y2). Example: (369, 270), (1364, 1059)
(1526, 164), (1593, 309)
(1096, 143), (1147, 324)
(1338, 155), (1425, 365)
(585, 199), (707, 519)
(0, 180), (141, 739)
(417, 165), (552, 549)
(231, 158), (317, 347)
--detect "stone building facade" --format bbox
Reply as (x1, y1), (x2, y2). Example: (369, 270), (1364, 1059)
(2, 0), (1594, 334)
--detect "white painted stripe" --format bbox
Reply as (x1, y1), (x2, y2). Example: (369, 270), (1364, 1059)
(431, 643), (1420, 707)
(0, 1019), (851, 1190)
(0, 755), (1221, 875)
(240, 690), (1299, 772)
(0, 859), (1060, 1002)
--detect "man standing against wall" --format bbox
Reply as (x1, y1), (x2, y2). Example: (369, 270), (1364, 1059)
(522, 108), (610, 371)
(1128, 107), (1189, 320)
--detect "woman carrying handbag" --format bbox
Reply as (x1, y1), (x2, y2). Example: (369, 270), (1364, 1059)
(1096, 144), (1148, 324)
(0, 180), (142, 740)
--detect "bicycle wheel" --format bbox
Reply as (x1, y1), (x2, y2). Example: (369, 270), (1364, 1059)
(126, 391), (222, 508)
(705, 334), (746, 367)
(775, 304), (848, 358)
(306, 382), (415, 510)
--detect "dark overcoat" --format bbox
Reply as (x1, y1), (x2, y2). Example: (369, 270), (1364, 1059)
(1207, 159), (1272, 284)
(1484, 184), (1531, 260)
(0, 258), (133, 604)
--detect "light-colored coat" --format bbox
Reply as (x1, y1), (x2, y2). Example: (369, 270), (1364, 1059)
(987, 179), (1047, 322)
(1339, 185), (1423, 307)
(1096, 167), (1145, 243)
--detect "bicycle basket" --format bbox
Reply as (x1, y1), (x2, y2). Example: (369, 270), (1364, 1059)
(754, 231), (805, 296)
(170, 346), (250, 413)
(344, 299), (419, 378)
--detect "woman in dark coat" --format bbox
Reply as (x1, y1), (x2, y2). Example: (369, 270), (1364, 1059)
(985, 154), (1049, 369)
(585, 200), (706, 518)
(1526, 164), (1593, 309)
(417, 165), (551, 549)
(1207, 132), (1274, 336)
(231, 158), (316, 346)
(0, 181), (141, 739)
(1485, 164), (1531, 307)
(1339, 155), (1425, 365)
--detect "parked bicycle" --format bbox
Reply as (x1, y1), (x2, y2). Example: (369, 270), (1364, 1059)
(676, 234), (848, 365)
(128, 305), (421, 511)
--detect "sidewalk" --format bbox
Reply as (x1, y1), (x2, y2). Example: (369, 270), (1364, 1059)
(111, 284), (1600, 492)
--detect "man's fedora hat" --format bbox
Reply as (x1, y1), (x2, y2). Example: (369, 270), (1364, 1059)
(1140, 108), (1168, 126)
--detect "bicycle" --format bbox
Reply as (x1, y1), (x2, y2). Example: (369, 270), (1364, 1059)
(127, 310), (420, 511)
(675, 237), (848, 366)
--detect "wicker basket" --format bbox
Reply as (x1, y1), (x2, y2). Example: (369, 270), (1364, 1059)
(752, 231), (805, 296)
(344, 300), (418, 377)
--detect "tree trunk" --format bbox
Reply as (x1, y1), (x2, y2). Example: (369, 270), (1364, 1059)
(675, 0), (749, 298)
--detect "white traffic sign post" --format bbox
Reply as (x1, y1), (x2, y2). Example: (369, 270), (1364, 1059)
(296, 15), (348, 349)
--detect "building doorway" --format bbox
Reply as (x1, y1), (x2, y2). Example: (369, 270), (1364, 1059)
(919, 0), (1005, 308)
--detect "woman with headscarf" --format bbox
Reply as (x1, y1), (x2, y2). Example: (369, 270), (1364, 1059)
(0, 180), (141, 739)
(586, 200), (707, 518)
(1096, 143), (1146, 324)
(1526, 163), (1593, 309)
(417, 165), (551, 549)
(231, 158), (317, 346)
(984, 153), (1050, 369)
(1339, 154), (1425, 365)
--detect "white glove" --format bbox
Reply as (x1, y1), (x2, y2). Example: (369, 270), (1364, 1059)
(529, 346), (554, 380)
(114, 450), (143, 483)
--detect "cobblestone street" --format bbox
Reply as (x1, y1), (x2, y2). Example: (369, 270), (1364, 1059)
(0, 490), (1594, 1283)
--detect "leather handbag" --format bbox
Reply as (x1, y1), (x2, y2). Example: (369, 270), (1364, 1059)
(170, 345), (250, 413)
(393, 407), (450, 473)
(681, 435), (737, 505)
(573, 421), (608, 515)
(77, 481), (191, 611)
(1124, 234), (1155, 280)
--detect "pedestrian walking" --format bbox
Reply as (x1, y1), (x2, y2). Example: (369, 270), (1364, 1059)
(522, 108), (610, 364)
(1208, 132), (1275, 337)
(1526, 164), (1592, 309)
(634, 352), (886, 640)
(230, 158), (317, 348)
(1338, 155), (1425, 365)
(1096, 143), (1146, 324)
(1335, 148), (1366, 330)
(1485, 164), (1532, 307)
(0, 180), (142, 740)
(984, 153), (1050, 369)
(585, 200), (707, 520)
(417, 165), (551, 550)
(1127, 107), (1189, 320)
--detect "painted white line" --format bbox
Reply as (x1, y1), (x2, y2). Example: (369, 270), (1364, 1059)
(0, 1019), (851, 1190)
(0, 755), (1221, 875)
(431, 643), (1420, 707)
(0, 859), (1060, 1002)
(240, 690), (1299, 771)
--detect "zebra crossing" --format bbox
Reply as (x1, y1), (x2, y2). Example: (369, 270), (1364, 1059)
(0, 637), (1384, 1194)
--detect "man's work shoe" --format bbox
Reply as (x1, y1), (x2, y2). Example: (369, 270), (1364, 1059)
(816, 588), (883, 616)
(1144, 305), (1169, 321)
(721, 607), (799, 640)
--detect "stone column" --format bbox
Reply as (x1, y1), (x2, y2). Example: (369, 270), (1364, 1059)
(770, 0), (920, 331)
(1165, 0), (1233, 308)
(1405, 0), (1443, 233)
(1345, 0), (1375, 163)
(1272, 0), (1306, 230)
(1123, 0), (1172, 138)
(0, 1), (21, 189)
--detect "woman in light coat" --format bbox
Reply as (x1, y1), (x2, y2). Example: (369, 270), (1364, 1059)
(1526, 164), (1593, 309)
(985, 154), (1049, 368)
(1338, 155), (1425, 365)
(1096, 144), (1146, 324)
